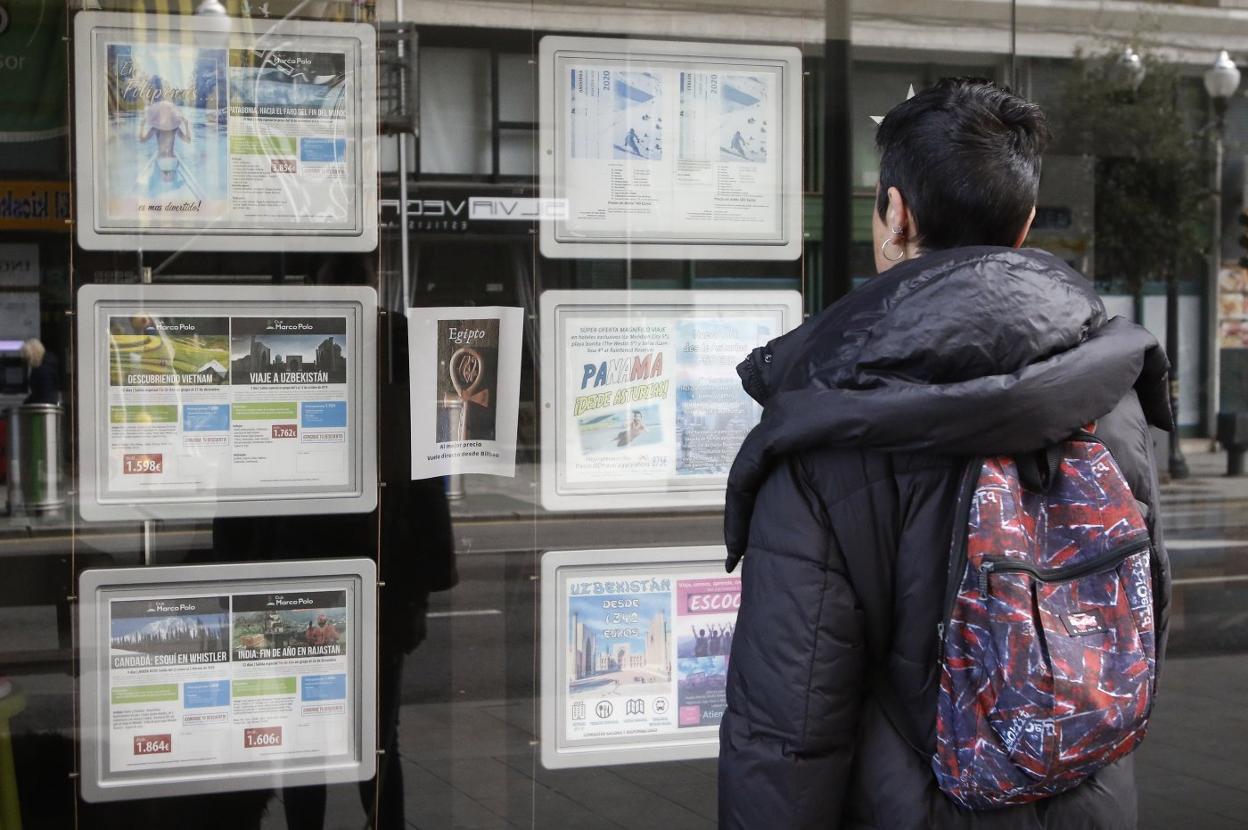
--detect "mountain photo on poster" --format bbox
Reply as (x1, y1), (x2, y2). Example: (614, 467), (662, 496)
(436, 318), (500, 443)
(569, 67), (663, 161)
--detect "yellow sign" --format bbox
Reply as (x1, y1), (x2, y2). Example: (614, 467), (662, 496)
(0, 181), (70, 232)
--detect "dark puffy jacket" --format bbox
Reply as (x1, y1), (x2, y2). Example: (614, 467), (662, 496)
(718, 247), (1172, 830)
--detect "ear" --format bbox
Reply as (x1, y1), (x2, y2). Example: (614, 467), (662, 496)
(886, 186), (913, 236)
(1014, 206), (1037, 248)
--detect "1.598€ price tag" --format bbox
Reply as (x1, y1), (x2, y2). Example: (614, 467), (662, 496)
(122, 453), (163, 474)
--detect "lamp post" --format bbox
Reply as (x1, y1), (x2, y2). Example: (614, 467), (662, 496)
(1111, 49), (1194, 478)
(1205, 51), (1241, 460)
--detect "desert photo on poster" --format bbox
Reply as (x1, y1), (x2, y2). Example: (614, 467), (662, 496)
(436, 318), (500, 443)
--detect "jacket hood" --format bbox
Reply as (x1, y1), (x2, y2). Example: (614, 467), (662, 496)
(725, 246), (1172, 568)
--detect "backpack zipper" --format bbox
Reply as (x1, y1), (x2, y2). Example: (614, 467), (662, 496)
(977, 537), (1151, 598)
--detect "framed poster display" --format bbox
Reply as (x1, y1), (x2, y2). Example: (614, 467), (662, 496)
(76, 284), (377, 522)
(79, 559), (377, 802)
(539, 289), (801, 512)
(540, 546), (740, 769)
(538, 36), (802, 261)
(73, 12), (378, 252)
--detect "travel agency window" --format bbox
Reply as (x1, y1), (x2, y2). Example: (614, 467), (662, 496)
(0, 0), (1244, 828)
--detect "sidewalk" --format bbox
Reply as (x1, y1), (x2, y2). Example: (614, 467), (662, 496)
(0, 439), (1241, 541)
(444, 439), (1248, 523)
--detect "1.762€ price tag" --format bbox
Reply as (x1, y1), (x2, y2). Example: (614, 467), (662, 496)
(133, 734), (172, 755)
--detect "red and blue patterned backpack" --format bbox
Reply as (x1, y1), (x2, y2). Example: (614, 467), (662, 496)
(932, 430), (1156, 808)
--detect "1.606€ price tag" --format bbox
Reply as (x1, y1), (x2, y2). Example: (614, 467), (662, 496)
(243, 726), (283, 748)
(133, 734), (171, 755)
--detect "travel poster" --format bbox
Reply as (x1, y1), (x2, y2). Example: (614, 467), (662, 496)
(105, 589), (352, 775)
(555, 54), (785, 243)
(104, 314), (351, 496)
(88, 16), (365, 236)
(542, 290), (801, 510)
(559, 564), (741, 746)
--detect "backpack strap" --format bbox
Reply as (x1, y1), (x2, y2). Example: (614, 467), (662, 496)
(1014, 445), (1064, 492)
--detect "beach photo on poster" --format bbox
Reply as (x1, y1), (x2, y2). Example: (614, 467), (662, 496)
(576, 403), (662, 454)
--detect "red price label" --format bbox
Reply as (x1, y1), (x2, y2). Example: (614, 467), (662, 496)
(243, 726), (283, 749)
(122, 454), (163, 474)
(133, 734), (172, 755)
(271, 424), (298, 439)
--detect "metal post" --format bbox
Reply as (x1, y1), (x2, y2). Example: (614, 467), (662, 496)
(1167, 274), (1190, 479)
(396, 1), (411, 316)
(1208, 118), (1225, 440)
(822, 0), (853, 307)
(141, 265), (156, 563)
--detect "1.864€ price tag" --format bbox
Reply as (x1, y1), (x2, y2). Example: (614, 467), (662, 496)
(133, 734), (172, 755)
(243, 726), (283, 748)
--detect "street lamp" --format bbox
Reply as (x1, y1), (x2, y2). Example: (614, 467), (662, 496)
(1204, 50), (1241, 471)
(1205, 50), (1242, 123)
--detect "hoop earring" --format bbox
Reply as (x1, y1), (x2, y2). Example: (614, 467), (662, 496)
(881, 235), (905, 262)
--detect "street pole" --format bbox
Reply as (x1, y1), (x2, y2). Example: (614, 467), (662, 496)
(1167, 273), (1190, 479)
(822, 0), (853, 307)
(1208, 124), (1224, 440)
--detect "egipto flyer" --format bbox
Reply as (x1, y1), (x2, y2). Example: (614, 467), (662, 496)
(107, 591), (352, 774)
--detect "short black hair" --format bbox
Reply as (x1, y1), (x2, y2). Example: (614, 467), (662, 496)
(875, 78), (1050, 250)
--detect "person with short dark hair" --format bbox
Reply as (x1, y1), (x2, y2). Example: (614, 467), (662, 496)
(718, 79), (1170, 828)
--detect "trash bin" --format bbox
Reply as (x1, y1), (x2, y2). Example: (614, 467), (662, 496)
(7, 404), (64, 515)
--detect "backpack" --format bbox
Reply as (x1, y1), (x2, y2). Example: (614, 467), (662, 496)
(931, 430), (1157, 809)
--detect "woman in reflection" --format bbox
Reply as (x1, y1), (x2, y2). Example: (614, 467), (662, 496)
(210, 256), (456, 830)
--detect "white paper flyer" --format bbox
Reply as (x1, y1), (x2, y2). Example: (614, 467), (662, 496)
(407, 306), (524, 479)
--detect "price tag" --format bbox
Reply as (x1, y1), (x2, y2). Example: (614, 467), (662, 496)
(243, 726), (283, 749)
(133, 734), (172, 755)
(122, 453), (163, 474)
